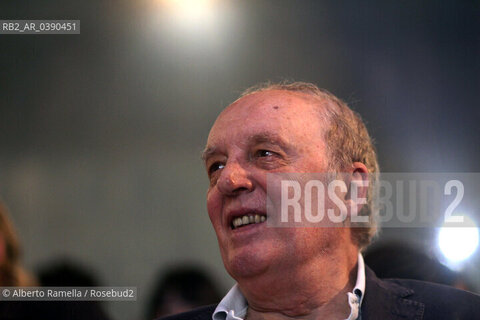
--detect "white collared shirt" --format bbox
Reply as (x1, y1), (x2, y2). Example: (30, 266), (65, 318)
(213, 253), (366, 320)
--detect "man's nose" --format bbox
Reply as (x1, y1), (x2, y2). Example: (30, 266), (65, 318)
(217, 162), (253, 196)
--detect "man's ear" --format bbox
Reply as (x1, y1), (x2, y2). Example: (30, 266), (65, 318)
(345, 162), (369, 219)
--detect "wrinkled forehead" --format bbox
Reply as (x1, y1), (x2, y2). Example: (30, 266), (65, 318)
(206, 90), (328, 147)
(223, 89), (323, 119)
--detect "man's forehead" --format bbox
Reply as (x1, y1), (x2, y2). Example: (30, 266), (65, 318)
(209, 91), (326, 135)
(225, 89), (322, 114)
(204, 90), (328, 157)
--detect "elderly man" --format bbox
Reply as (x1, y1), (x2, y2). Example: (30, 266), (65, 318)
(162, 82), (480, 320)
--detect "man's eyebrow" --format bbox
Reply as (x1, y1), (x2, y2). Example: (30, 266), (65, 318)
(201, 147), (217, 162)
(201, 132), (291, 162)
(250, 132), (290, 149)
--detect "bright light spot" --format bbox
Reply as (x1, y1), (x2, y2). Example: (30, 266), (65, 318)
(438, 215), (479, 264)
(162, 0), (216, 28)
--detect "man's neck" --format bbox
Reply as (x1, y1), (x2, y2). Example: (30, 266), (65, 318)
(237, 247), (359, 320)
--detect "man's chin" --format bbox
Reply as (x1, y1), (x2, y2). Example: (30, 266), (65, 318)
(224, 249), (272, 280)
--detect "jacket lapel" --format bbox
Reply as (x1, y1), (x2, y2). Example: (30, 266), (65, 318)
(361, 266), (424, 320)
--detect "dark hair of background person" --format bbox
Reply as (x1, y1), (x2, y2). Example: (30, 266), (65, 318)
(1, 257), (112, 320)
(147, 266), (222, 319)
(37, 258), (100, 287)
(364, 242), (472, 291)
(34, 259), (111, 320)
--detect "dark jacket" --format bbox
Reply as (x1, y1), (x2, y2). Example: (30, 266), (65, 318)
(159, 266), (480, 320)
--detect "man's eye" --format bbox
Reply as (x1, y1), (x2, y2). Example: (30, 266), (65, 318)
(209, 162), (225, 174)
(256, 150), (275, 157)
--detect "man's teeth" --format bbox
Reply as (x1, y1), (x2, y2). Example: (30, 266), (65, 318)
(232, 214), (266, 229)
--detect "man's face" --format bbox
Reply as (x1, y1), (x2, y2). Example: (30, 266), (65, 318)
(204, 90), (341, 279)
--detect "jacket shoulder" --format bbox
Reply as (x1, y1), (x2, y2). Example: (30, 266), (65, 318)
(387, 278), (480, 301)
(385, 278), (480, 319)
(157, 305), (217, 320)
(363, 266), (480, 319)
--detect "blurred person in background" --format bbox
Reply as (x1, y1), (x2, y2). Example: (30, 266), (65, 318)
(35, 258), (111, 320)
(0, 201), (37, 320)
(147, 266), (221, 319)
(38, 258), (102, 287)
(0, 202), (110, 320)
(0, 201), (35, 287)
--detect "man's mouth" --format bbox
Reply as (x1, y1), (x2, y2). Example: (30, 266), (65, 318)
(231, 214), (266, 230)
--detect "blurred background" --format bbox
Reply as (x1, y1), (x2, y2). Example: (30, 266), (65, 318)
(0, 1), (479, 319)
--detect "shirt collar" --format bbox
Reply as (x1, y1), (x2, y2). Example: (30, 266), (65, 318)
(353, 252), (366, 304)
(346, 253), (365, 320)
(213, 253), (366, 320)
(213, 283), (248, 320)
